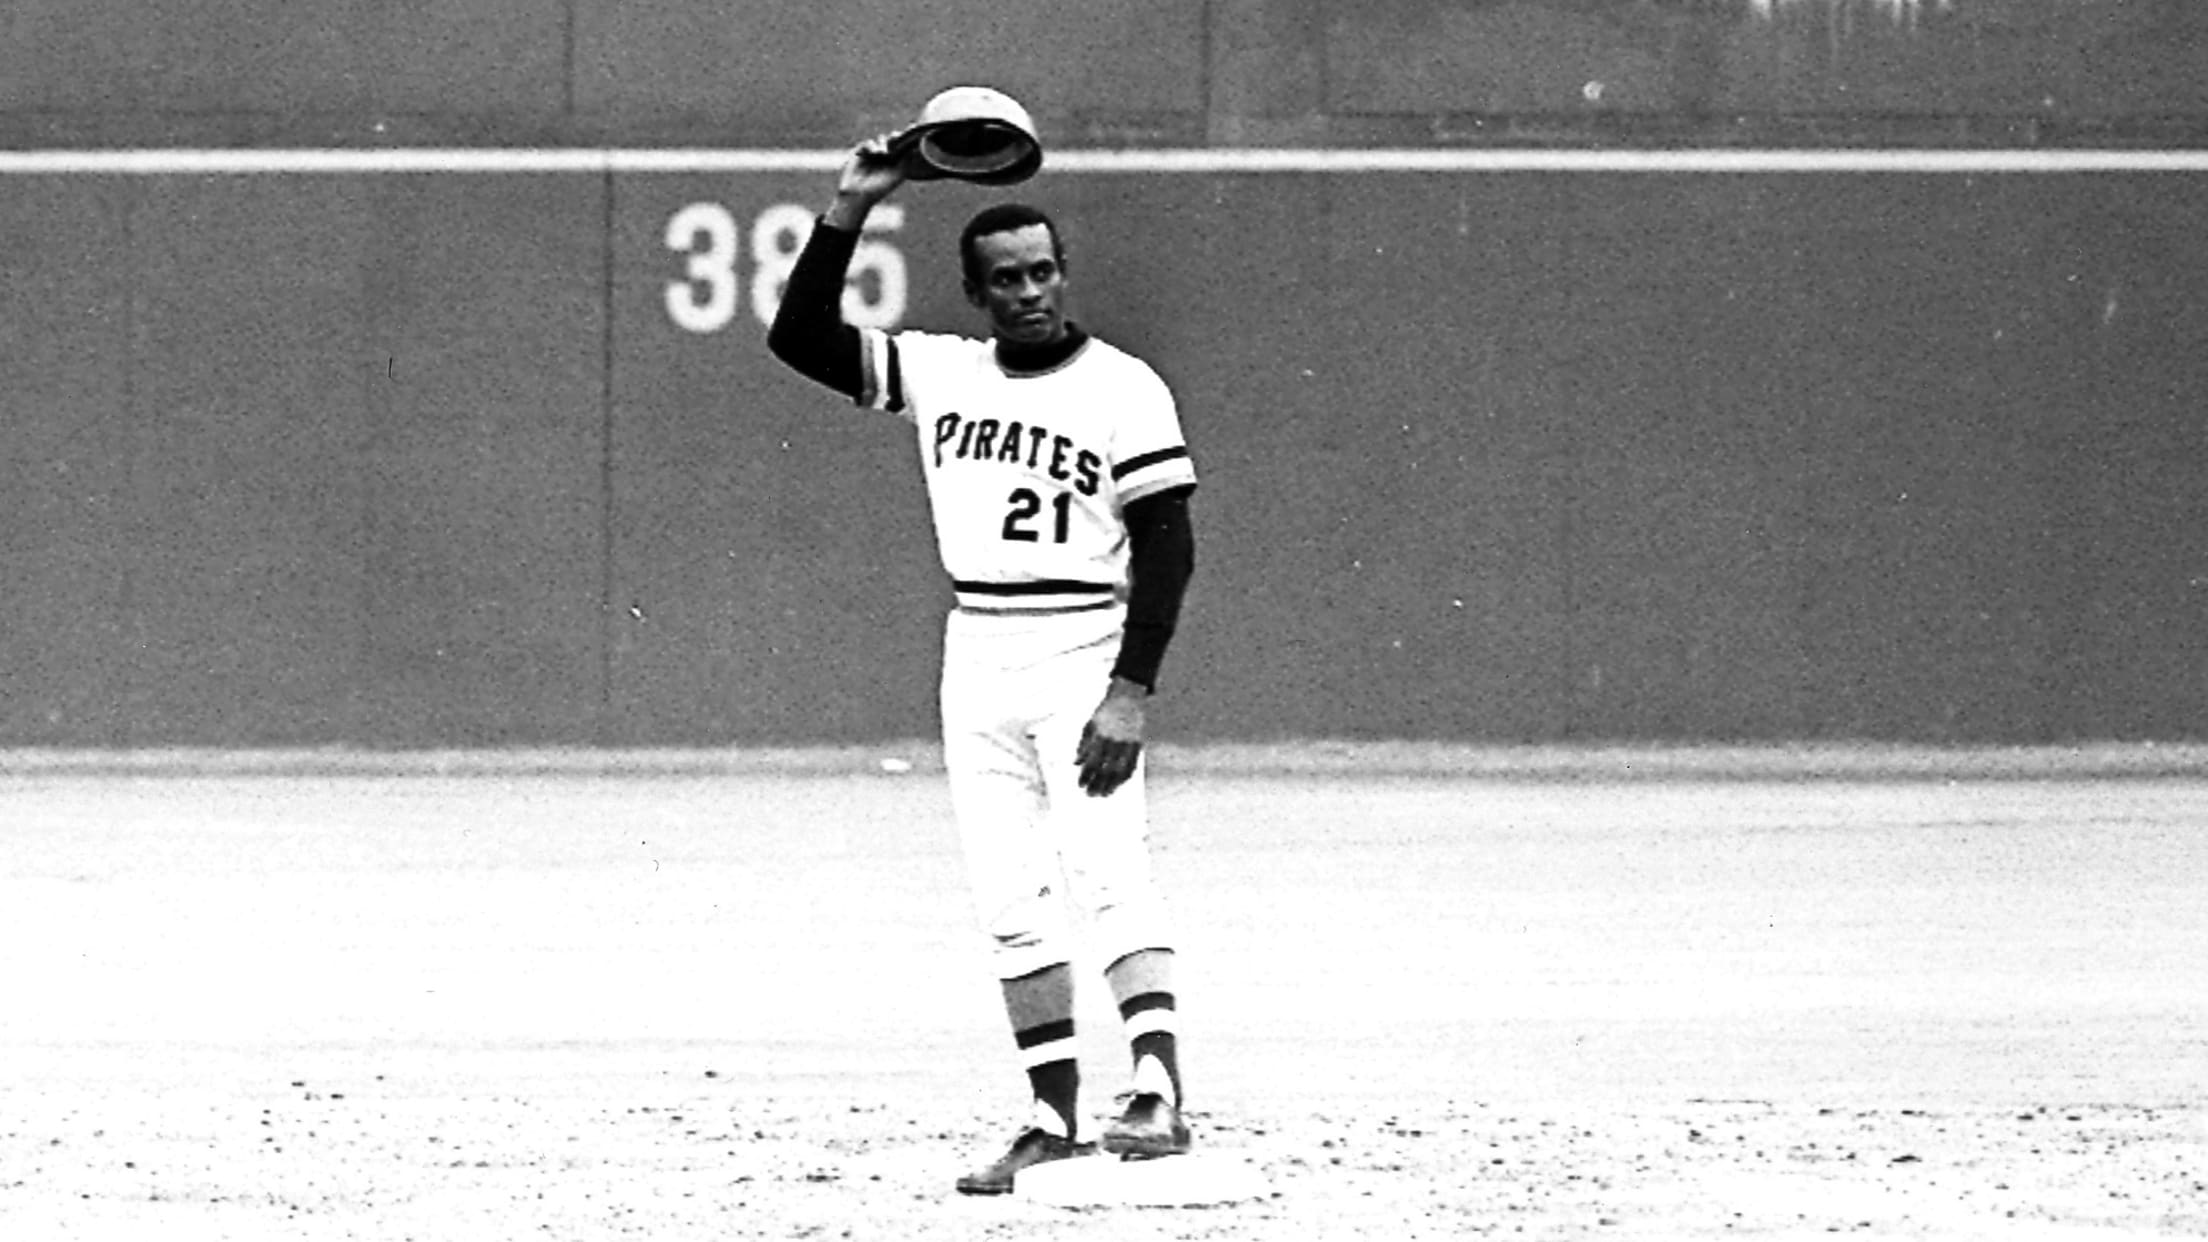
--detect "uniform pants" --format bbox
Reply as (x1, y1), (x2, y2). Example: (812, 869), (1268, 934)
(939, 606), (1172, 981)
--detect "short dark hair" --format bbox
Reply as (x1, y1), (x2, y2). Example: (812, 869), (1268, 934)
(959, 203), (1064, 285)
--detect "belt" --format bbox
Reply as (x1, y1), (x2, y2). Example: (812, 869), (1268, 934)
(952, 578), (1119, 615)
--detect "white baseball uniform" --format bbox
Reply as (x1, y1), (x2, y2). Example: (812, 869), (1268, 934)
(852, 325), (1198, 979)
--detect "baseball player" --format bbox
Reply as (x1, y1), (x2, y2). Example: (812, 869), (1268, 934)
(765, 137), (1200, 1194)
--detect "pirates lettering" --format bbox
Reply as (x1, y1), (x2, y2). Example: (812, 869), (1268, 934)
(931, 412), (1104, 496)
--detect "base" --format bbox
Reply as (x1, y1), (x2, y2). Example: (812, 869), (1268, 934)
(1016, 1151), (1270, 1208)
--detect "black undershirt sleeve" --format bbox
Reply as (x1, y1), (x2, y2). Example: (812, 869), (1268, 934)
(1113, 485), (1197, 692)
(764, 218), (867, 400)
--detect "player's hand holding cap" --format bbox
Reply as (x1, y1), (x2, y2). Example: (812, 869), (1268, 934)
(887, 86), (1043, 185)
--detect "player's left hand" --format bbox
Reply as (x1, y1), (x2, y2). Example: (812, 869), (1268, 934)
(1076, 679), (1148, 797)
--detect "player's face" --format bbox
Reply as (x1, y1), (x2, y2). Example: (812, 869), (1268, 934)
(965, 224), (1067, 347)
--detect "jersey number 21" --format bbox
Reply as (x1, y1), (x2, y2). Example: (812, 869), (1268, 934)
(1003, 489), (1072, 544)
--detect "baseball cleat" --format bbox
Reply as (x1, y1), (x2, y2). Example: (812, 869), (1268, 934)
(954, 1127), (1093, 1195)
(1101, 1092), (1192, 1159)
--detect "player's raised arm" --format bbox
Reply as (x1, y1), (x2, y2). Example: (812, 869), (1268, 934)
(764, 137), (909, 399)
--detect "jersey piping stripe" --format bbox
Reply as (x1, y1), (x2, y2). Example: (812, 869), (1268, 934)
(1112, 446), (1190, 481)
(954, 579), (1116, 597)
(956, 600), (1116, 617)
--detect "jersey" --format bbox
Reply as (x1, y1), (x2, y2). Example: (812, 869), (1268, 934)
(851, 326), (1198, 615)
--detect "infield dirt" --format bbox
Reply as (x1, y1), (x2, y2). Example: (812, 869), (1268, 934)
(4, 752), (2203, 1238)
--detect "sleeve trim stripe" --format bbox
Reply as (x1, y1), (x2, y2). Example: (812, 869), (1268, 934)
(1111, 445), (1189, 481)
(1119, 472), (1198, 506)
(855, 329), (902, 412)
(855, 329), (885, 408)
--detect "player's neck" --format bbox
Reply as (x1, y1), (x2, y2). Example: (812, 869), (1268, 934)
(994, 322), (1088, 375)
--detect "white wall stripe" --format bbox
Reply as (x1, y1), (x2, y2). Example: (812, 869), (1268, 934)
(0, 148), (2205, 176)
(1059, 148), (2208, 174)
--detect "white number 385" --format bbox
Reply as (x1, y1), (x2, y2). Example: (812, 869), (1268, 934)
(663, 202), (908, 334)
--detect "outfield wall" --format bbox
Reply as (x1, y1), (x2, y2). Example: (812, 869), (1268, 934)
(3, 2), (2206, 148)
(2, 156), (2203, 745)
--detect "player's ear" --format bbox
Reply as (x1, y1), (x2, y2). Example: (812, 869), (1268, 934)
(962, 277), (986, 308)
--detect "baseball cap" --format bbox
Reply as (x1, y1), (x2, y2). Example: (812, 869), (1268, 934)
(891, 86), (1043, 185)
